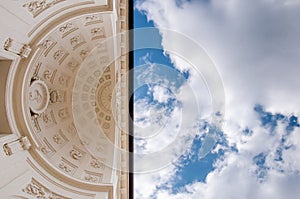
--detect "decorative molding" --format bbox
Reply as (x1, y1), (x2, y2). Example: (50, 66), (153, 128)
(22, 0), (66, 18)
(84, 174), (98, 183)
(117, 0), (129, 198)
(57, 108), (70, 121)
(22, 178), (70, 199)
(3, 38), (31, 58)
(90, 27), (106, 40)
(3, 136), (31, 156)
(9, 195), (29, 199)
(32, 62), (42, 78)
(49, 89), (66, 103)
(26, 158), (98, 196)
(79, 48), (89, 60)
(69, 147), (83, 160)
(70, 35), (86, 50)
(41, 138), (56, 156)
(58, 157), (77, 175)
(42, 67), (57, 84)
(40, 39), (57, 56)
(27, 1), (97, 37)
(97, 81), (112, 113)
(84, 171), (103, 183)
(66, 58), (79, 72)
(85, 15), (104, 26)
(59, 22), (78, 38)
(58, 162), (72, 173)
(53, 48), (69, 65)
(58, 157), (78, 174)
(31, 115), (41, 132)
(66, 122), (77, 135)
(57, 73), (70, 87)
(52, 130), (68, 145)
(90, 158), (105, 170)
(41, 109), (57, 128)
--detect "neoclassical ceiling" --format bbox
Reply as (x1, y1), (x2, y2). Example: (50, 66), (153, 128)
(22, 12), (116, 184)
(0, 0), (129, 198)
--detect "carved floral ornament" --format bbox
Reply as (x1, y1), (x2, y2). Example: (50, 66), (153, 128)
(91, 27), (104, 36)
(42, 39), (54, 49)
(53, 134), (63, 144)
(59, 22), (73, 33)
(58, 22), (78, 38)
(85, 15), (104, 25)
(58, 162), (72, 173)
(84, 174), (98, 183)
(70, 36), (79, 45)
(70, 148), (82, 160)
(90, 158), (105, 169)
(41, 39), (56, 56)
(22, 0), (65, 17)
(23, 178), (69, 199)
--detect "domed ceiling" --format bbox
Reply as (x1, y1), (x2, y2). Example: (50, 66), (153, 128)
(20, 12), (119, 185)
(0, 0), (129, 198)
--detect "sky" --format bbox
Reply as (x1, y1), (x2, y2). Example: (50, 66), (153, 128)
(133, 0), (300, 198)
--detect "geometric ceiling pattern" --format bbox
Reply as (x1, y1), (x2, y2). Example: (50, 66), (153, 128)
(0, 0), (129, 198)
(25, 13), (115, 184)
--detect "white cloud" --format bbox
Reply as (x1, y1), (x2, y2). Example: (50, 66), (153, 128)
(152, 120), (300, 199)
(151, 85), (171, 103)
(136, 0), (300, 119)
(134, 61), (199, 168)
(135, 0), (300, 198)
(133, 58), (213, 197)
(154, 147), (300, 199)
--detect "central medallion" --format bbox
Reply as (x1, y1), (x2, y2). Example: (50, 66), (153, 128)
(29, 79), (49, 114)
(97, 81), (112, 113)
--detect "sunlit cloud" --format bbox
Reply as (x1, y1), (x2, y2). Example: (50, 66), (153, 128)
(134, 0), (300, 198)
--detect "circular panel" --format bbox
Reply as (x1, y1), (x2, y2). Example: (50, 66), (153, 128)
(97, 81), (112, 113)
(29, 79), (49, 114)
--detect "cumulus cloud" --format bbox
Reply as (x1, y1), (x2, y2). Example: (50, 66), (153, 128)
(135, 0), (300, 198)
(132, 50), (220, 198)
(133, 56), (209, 175)
(152, 111), (300, 199)
(152, 85), (172, 103)
(136, 0), (300, 120)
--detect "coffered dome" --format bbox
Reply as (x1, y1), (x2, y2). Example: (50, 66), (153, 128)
(21, 12), (117, 184)
(0, 0), (129, 198)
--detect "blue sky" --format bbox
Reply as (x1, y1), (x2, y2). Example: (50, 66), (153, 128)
(133, 0), (300, 198)
(134, 1), (222, 196)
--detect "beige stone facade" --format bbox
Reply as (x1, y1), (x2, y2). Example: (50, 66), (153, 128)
(0, 0), (129, 198)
